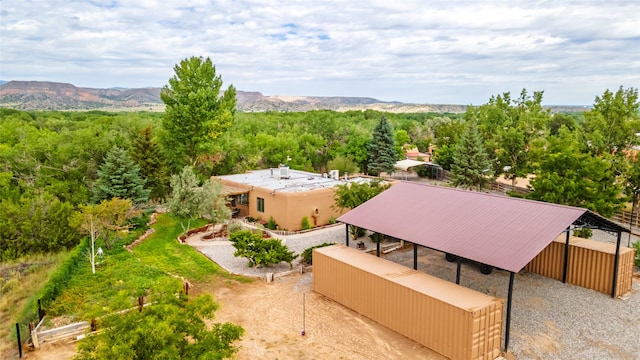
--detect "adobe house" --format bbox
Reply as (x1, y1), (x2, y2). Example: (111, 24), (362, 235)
(215, 167), (375, 231)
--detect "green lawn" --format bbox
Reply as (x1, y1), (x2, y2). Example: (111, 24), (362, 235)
(44, 213), (247, 320)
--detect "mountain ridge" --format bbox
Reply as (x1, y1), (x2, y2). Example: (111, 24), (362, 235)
(0, 80), (588, 113)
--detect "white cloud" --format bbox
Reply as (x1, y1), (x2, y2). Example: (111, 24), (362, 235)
(0, 0), (638, 104)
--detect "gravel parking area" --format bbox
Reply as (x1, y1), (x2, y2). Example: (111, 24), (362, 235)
(187, 224), (640, 359)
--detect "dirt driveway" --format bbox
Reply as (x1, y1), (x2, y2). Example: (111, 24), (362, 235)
(210, 273), (446, 360)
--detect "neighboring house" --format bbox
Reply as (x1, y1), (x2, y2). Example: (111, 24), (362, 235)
(215, 167), (375, 231)
(404, 146), (432, 161)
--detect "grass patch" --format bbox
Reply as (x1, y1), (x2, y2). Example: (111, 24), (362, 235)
(42, 213), (248, 322)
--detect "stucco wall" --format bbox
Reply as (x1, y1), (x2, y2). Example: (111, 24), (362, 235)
(220, 179), (346, 231)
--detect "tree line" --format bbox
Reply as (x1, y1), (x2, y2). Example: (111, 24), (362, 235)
(1, 55), (638, 261)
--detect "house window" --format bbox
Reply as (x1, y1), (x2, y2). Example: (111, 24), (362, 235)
(257, 197), (264, 212)
(239, 193), (249, 206)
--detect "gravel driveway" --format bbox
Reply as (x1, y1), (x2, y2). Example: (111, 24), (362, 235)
(186, 224), (640, 359)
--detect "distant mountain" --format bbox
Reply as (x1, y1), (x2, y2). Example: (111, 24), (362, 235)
(0, 80), (587, 113)
(0, 80), (472, 113)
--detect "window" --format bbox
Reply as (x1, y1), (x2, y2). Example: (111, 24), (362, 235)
(239, 193), (248, 206)
(257, 197), (264, 212)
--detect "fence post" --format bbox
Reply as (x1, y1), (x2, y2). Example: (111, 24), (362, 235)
(138, 296), (143, 312)
(16, 323), (22, 358)
(38, 299), (45, 321)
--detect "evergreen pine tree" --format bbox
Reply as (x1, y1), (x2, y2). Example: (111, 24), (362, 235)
(92, 146), (150, 204)
(131, 126), (169, 200)
(367, 116), (397, 175)
(450, 121), (494, 190)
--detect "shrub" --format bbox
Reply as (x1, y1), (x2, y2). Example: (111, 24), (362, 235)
(369, 232), (384, 243)
(573, 228), (593, 239)
(328, 216), (337, 225)
(301, 216), (313, 230)
(633, 241), (640, 267)
(227, 222), (243, 234)
(229, 230), (296, 268)
(349, 226), (367, 240)
(301, 243), (335, 265)
(266, 216), (278, 230)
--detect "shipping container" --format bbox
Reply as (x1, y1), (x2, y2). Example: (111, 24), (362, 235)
(525, 235), (636, 297)
(313, 245), (504, 360)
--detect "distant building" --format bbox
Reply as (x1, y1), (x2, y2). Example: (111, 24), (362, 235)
(215, 167), (376, 231)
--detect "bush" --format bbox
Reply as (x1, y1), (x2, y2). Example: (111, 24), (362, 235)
(349, 226), (367, 240)
(229, 230), (296, 268)
(633, 241), (640, 267)
(301, 243), (335, 265)
(328, 216), (337, 225)
(368, 232), (384, 243)
(266, 216), (278, 230)
(227, 222), (243, 234)
(301, 216), (313, 230)
(573, 228), (593, 239)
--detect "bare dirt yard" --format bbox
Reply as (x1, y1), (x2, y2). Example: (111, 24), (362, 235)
(210, 273), (445, 360)
(19, 273), (445, 360)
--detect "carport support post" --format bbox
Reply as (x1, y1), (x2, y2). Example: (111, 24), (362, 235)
(562, 229), (570, 283)
(413, 243), (418, 270)
(376, 237), (380, 257)
(612, 231), (622, 298)
(345, 224), (349, 247)
(455, 258), (462, 285)
(504, 272), (515, 352)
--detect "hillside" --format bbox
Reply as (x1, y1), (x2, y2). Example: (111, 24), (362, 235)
(0, 80), (468, 113)
(0, 80), (588, 113)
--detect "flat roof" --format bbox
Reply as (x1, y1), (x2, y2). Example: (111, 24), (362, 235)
(216, 168), (373, 193)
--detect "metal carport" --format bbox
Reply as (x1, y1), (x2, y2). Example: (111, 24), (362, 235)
(337, 181), (629, 351)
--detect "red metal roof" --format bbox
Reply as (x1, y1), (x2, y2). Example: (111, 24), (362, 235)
(337, 181), (588, 273)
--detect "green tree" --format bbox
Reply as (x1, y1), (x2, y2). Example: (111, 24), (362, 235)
(527, 127), (625, 217)
(333, 180), (391, 240)
(367, 116), (397, 176)
(229, 230), (296, 268)
(199, 178), (232, 224)
(96, 197), (139, 250)
(394, 129), (412, 159)
(473, 89), (549, 186)
(583, 86), (640, 157)
(167, 166), (204, 235)
(131, 125), (169, 200)
(92, 146), (149, 204)
(326, 155), (359, 177)
(75, 291), (243, 360)
(449, 121), (494, 191)
(167, 166), (230, 236)
(160, 56), (237, 173)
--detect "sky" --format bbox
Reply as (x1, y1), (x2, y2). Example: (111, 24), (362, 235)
(1, 0), (639, 105)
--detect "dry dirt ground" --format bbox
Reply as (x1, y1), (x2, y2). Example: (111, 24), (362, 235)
(18, 273), (446, 360)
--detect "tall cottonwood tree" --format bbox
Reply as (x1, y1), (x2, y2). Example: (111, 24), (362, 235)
(528, 127), (624, 217)
(473, 89), (549, 186)
(450, 121), (494, 191)
(584, 86), (640, 157)
(160, 56), (237, 173)
(367, 116), (397, 176)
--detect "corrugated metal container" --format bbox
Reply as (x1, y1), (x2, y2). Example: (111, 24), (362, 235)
(525, 235), (636, 297)
(313, 245), (504, 360)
